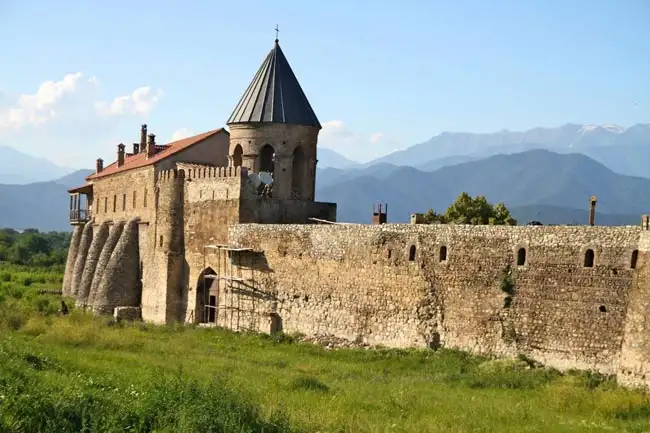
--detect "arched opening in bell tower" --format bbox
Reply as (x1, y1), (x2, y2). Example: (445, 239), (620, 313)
(232, 144), (243, 168)
(259, 144), (275, 174)
(292, 145), (306, 199)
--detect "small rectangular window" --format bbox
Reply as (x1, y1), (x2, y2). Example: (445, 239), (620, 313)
(133, 190), (137, 208)
(104, 197), (107, 213)
(95, 198), (99, 214)
(113, 195), (116, 212)
(122, 193), (126, 211)
(144, 188), (148, 208)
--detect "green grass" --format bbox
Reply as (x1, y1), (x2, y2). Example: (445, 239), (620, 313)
(1, 265), (650, 432)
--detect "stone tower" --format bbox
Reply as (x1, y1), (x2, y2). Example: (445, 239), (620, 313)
(226, 38), (321, 201)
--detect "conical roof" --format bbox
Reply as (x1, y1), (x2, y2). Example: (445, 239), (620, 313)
(227, 40), (321, 129)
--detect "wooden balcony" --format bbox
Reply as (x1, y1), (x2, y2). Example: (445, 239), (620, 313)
(68, 183), (93, 225)
(69, 209), (92, 224)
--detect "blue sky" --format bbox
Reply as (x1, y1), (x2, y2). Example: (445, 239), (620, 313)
(1, 0), (649, 167)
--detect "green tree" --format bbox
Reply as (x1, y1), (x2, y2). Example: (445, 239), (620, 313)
(423, 192), (517, 225)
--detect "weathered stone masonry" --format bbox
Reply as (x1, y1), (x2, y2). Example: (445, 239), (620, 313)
(221, 223), (649, 384)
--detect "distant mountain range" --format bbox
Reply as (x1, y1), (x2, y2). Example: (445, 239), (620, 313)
(1, 122), (648, 231)
(315, 149), (650, 224)
(368, 123), (650, 178)
(0, 146), (75, 184)
(0, 169), (93, 231)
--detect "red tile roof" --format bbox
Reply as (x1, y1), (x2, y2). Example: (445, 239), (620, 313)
(86, 128), (228, 181)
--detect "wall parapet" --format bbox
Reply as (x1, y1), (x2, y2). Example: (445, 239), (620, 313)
(158, 166), (247, 183)
(186, 166), (247, 180)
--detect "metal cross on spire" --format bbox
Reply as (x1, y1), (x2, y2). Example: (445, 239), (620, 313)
(275, 25), (279, 42)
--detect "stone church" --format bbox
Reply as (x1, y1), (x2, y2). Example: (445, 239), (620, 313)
(63, 37), (336, 324)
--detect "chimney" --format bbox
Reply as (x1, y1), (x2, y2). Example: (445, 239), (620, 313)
(589, 195), (597, 226)
(372, 203), (388, 225)
(133, 142), (139, 154)
(140, 124), (147, 153)
(117, 143), (126, 167)
(96, 158), (104, 174)
(146, 133), (156, 158)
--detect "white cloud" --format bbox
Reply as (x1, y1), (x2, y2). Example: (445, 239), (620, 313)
(95, 86), (163, 116)
(318, 120), (402, 162)
(171, 128), (194, 141)
(0, 72), (163, 167)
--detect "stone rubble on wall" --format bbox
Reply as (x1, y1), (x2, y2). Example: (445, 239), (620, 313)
(76, 222), (110, 307)
(70, 222), (94, 297)
(87, 221), (125, 309)
(62, 225), (83, 296)
(93, 218), (141, 315)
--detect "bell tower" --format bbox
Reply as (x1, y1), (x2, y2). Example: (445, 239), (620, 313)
(226, 37), (321, 201)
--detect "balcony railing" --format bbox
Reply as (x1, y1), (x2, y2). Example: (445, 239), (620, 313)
(69, 209), (92, 223)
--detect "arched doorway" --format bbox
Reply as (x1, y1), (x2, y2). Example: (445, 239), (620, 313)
(292, 145), (306, 198)
(232, 144), (243, 168)
(196, 267), (217, 323)
(259, 144), (275, 174)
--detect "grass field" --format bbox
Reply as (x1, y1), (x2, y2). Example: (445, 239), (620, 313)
(2, 263), (650, 433)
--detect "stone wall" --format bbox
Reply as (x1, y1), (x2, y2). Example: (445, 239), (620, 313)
(93, 218), (142, 314)
(618, 229), (650, 388)
(70, 222), (94, 297)
(77, 222), (110, 307)
(92, 167), (156, 225)
(182, 168), (244, 323)
(62, 225), (83, 296)
(225, 223), (643, 376)
(240, 197), (336, 223)
(87, 221), (125, 308)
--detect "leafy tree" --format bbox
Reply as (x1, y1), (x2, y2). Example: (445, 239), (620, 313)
(0, 228), (71, 267)
(423, 192), (517, 225)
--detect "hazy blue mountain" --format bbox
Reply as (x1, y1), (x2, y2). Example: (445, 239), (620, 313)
(316, 148), (360, 169)
(316, 149), (650, 224)
(0, 145), (76, 184)
(316, 162), (400, 189)
(54, 169), (94, 188)
(368, 123), (650, 178)
(0, 170), (93, 232)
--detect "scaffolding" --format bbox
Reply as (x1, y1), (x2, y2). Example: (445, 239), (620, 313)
(199, 243), (268, 332)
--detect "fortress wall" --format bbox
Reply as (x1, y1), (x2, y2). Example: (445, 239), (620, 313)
(77, 222), (110, 307)
(92, 218), (141, 315)
(182, 173), (243, 322)
(618, 229), (650, 388)
(227, 223), (642, 374)
(240, 197), (336, 224)
(87, 221), (125, 308)
(92, 167), (155, 225)
(141, 170), (186, 324)
(70, 222), (94, 297)
(62, 224), (83, 296)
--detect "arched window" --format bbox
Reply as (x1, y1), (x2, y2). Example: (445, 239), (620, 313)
(439, 246), (447, 261)
(517, 248), (527, 266)
(232, 144), (243, 168)
(584, 249), (595, 268)
(292, 145), (306, 198)
(408, 245), (416, 261)
(260, 144), (275, 173)
(631, 250), (639, 269)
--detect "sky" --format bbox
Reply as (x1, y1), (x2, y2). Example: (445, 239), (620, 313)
(0, 0), (649, 168)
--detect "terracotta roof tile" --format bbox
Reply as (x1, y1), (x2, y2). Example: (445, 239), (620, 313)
(86, 128), (228, 181)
